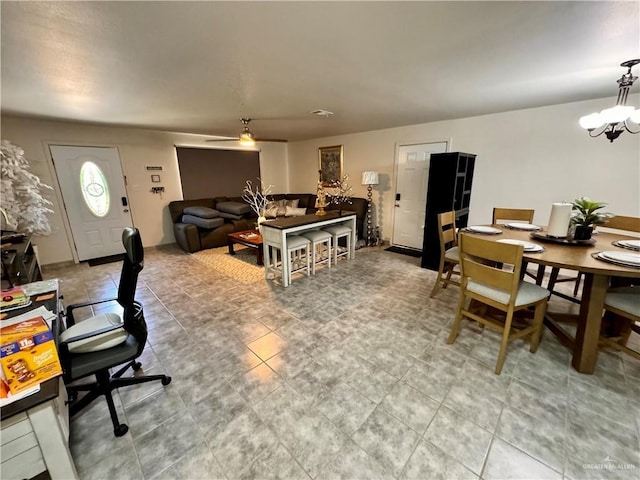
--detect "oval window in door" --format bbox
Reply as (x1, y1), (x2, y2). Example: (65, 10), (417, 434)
(80, 161), (110, 217)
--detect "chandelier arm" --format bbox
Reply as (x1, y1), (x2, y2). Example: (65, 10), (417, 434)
(587, 125), (608, 138)
(623, 120), (640, 134)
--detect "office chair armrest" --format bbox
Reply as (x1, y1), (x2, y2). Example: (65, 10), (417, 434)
(59, 323), (124, 346)
(66, 297), (117, 326)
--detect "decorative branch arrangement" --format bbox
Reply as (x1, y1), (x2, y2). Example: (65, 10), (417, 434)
(242, 178), (273, 217)
(0, 140), (54, 235)
(328, 174), (353, 211)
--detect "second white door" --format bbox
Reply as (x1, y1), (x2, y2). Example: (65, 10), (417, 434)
(50, 145), (133, 261)
(392, 142), (447, 249)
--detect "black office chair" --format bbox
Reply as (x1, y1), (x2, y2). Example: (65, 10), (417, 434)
(59, 227), (171, 437)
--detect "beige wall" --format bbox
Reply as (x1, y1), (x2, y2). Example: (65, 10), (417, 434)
(0, 116), (288, 264)
(288, 94), (640, 243)
(3, 94), (638, 264)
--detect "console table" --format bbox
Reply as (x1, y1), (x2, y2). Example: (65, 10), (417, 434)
(261, 211), (357, 287)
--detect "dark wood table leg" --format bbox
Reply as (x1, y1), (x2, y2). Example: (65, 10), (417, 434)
(257, 245), (264, 266)
(228, 239), (236, 256)
(572, 273), (608, 374)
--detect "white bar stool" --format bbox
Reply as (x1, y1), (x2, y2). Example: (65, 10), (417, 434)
(300, 230), (332, 274)
(285, 235), (311, 282)
(322, 224), (352, 264)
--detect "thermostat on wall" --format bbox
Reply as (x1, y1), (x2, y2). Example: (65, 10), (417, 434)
(145, 165), (163, 171)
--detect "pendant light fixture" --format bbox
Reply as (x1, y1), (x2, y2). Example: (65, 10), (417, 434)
(579, 59), (640, 142)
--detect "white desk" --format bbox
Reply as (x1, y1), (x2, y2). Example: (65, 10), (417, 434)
(1, 377), (77, 480)
(0, 280), (78, 480)
(261, 211), (357, 286)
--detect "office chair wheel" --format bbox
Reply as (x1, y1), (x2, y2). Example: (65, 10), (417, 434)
(132, 361), (142, 371)
(114, 424), (129, 437)
(162, 376), (172, 386)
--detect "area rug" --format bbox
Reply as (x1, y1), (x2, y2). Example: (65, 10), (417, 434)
(385, 245), (422, 258)
(190, 246), (265, 284)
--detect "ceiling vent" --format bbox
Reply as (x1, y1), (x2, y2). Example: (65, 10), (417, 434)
(310, 109), (334, 117)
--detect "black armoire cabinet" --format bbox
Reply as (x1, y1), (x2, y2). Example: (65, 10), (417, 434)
(421, 152), (476, 270)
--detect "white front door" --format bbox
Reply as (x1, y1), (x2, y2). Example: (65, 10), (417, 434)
(392, 142), (447, 249)
(50, 145), (133, 261)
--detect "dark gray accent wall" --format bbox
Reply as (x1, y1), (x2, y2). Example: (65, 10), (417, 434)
(175, 147), (260, 199)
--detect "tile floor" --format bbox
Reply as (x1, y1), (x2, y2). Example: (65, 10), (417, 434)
(43, 245), (640, 480)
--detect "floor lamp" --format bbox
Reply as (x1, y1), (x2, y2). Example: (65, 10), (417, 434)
(361, 171), (379, 247)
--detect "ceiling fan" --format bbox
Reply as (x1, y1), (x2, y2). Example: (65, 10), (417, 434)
(206, 118), (287, 145)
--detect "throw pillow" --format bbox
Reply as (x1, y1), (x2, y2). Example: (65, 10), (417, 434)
(263, 205), (279, 218)
(216, 201), (251, 216)
(270, 199), (300, 216)
(285, 206), (307, 217)
(183, 206), (220, 218)
(182, 215), (224, 229)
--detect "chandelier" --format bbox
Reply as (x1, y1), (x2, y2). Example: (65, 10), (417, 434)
(579, 59), (640, 142)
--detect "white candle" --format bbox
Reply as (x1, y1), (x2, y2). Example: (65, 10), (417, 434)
(547, 203), (572, 237)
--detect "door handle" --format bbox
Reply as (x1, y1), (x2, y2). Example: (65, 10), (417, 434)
(123, 209), (129, 213)
(121, 197), (128, 207)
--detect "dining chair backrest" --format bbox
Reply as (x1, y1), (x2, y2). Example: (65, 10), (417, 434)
(604, 215), (640, 233)
(438, 211), (457, 251)
(459, 234), (524, 306)
(492, 208), (535, 224)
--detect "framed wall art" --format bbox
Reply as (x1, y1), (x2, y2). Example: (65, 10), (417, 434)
(318, 145), (343, 186)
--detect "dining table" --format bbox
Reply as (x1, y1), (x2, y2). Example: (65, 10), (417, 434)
(462, 225), (640, 374)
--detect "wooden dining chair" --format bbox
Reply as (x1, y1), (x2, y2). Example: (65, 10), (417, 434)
(492, 207), (542, 281)
(429, 211), (460, 297)
(599, 286), (640, 360)
(492, 208), (535, 224)
(447, 234), (549, 374)
(547, 215), (640, 302)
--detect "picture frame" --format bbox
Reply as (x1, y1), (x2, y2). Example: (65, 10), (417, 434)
(318, 145), (343, 186)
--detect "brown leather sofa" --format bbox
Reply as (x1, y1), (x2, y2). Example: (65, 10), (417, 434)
(169, 194), (367, 253)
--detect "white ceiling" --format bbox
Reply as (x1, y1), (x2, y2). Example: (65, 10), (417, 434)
(1, 1), (639, 142)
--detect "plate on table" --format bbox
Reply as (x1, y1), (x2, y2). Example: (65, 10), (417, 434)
(505, 223), (542, 231)
(600, 251), (640, 266)
(615, 239), (640, 251)
(497, 239), (544, 252)
(465, 226), (502, 235)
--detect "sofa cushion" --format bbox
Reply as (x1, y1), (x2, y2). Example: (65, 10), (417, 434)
(219, 212), (246, 220)
(183, 206), (220, 218)
(182, 215), (225, 229)
(285, 206), (307, 217)
(216, 201), (252, 216)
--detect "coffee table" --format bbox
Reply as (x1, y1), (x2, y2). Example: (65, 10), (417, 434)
(227, 230), (264, 266)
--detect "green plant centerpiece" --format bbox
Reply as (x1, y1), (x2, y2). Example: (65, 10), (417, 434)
(570, 197), (613, 240)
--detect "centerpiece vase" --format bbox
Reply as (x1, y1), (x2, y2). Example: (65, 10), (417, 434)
(257, 215), (266, 234)
(573, 225), (593, 241)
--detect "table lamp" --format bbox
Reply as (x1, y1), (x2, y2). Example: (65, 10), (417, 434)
(361, 171), (379, 246)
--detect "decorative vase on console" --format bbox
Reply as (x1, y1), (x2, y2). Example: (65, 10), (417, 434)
(242, 178), (272, 236)
(256, 214), (266, 234)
